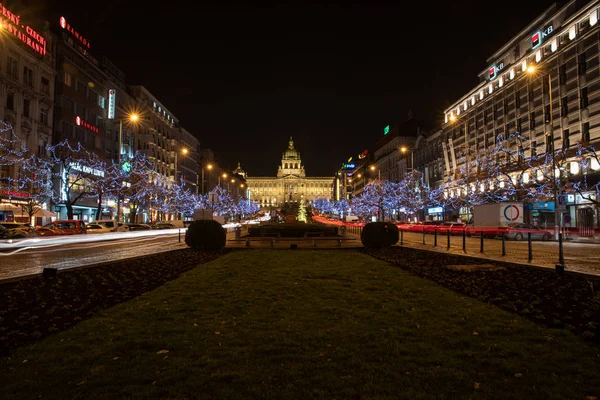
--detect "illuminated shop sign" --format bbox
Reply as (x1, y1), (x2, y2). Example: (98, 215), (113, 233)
(383, 125), (390, 135)
(532, 25), (553, 49)
(0, 4), (47, 56)
(488, 62), (504, 80)
(59, 16), (91, 48)
(1, 190), (30, 198)
(75, 116), (99, 133)
(342, 163), (356, 169)
(108, 89), (116, 119)
(69, 162), (104, 177)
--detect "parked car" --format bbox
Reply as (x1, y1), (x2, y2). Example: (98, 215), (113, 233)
(128, 223), (152, 231)
(0, 222), (37, 239)
(85, 223), (113, 234)
(95, 219), (129, 232)
(504, 223), (553, 241)
(152, 222), (178, 229)
(0, 224), (8, 239)
(37, 220), (87, 236)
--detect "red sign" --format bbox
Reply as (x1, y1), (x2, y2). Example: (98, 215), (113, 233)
(1, 190), (30, 198)
(60, 16), (91, 49)
(0, 4), (46, 56)
(531, 32), (540, 48)
(75, 116), (99, 133)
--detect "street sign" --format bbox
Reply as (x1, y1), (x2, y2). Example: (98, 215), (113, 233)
(563, 214), (572, 224)
(558, 195), (566, 205)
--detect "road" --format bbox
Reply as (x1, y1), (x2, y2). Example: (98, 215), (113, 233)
(0, 232), (187, 281)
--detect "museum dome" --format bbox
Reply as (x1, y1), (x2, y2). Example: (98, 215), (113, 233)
(283, 136), (300, 159)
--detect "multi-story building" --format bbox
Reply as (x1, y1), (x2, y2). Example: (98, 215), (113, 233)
(440, 0), (600, 228)
(0, 4), (56, 223)
(52, 15), (111, 221)
(245, 137), (334, 208)
(371, 116), (423, 183)
(129, 85), (199, 198)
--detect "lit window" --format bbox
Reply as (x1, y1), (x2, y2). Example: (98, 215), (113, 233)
(488, 84), (493, 94)
(523, 172), (530, 183)
(479, 183), (485, 192)
(551, 39), (557, 52)
(479, 90), (484, 100)
(569, 25), (576, 40)
(498, 77), (503, 88)
(471, 96), (475, 105)
(463, 101), (467, 111)
(509, 69), (515, 79)
(535, 50), (542, 62)
(456, 107), (460, 116)
(590, 10), (598, 26)
(158, 106), (162, 112)
(153, 101), (157, 108)
(591, 158), (600, 170)
(522, 60), (527, 72)
(444, 114), (448, 123)
(570, 161), (580, 175)
(537, 170), (544, 181)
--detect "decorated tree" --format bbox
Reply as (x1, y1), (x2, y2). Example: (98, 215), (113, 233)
(46, 140), (106, 220)
(396, 171), (430, 220)
(312, 196), (333, 214)
(350, 180), (394, 221)
(209, 186), (235, 217)
(333, 199), (350, 220)
(0, 120), (26, 200)
(170, 178), (198, 219)
(16, 154), (54, 222)
(297, 198), (307, 222)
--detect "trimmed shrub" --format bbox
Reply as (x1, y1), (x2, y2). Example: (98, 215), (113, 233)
(360, 222), (399, 248)
(185, 220), (226, 251)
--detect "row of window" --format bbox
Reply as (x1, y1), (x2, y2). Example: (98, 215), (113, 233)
(62, 72), (107, 109)
(5, 92), (49, 124)
(5, 56), (50, 94)
(60, 95), (104, 130)
(60, 121), (103, 149)
(446, 7), (600, 122)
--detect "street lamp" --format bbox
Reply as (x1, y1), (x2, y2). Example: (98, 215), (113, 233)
(449, 116), (471, 224)
(174, 147), (188, 185)
(116, 112), (140, 227)
(219, 172), (227, 186)
(527, 65), (565, 271)
(370, 165), (380, 180)
(400, 146), (414, 172)
(201, 163), (213, 195)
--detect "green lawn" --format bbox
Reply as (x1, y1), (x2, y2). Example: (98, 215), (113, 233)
(1, 250), (599, 399)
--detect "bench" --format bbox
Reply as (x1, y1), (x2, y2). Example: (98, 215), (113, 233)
(228, 236), (356, 248)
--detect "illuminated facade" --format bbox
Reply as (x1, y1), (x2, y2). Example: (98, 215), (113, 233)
(245, 137), (334, 208)
(0, 4), (56, 223)
(438, 0), (600, 226)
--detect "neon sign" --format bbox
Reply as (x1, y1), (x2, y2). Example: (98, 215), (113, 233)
(532, 25), (553, 49)
(75, 116), (99, 133)
(69, 162), (104, 177)
(108, 89), (116, 119)
(488, 62), (504, 80)
(383, 125), (390, 135)
(1, 190), (30, 198)
(0, 4), (46, 56)
(59, 16), (91, 48)
(342, 163), (356, 169)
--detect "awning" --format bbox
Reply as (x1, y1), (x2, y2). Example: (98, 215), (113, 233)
(0, 203), (20, 211)
(33, 209), (56, 218)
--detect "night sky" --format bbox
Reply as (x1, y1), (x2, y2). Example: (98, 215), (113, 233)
(30, 0), (557, 177)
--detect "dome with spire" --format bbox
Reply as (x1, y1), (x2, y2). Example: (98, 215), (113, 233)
(232, 162), (246, 178)
(283, 136), (300, 160)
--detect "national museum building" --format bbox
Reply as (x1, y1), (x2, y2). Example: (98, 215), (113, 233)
(244, 137), (334, 208)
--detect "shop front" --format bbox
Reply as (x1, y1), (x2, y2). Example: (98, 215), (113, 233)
(426, 206), (444, 222)
(0, 190), (56, 226)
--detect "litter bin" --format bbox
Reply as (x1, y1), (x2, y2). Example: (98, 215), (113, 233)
(235, 226), (241, 239)
(340, 226), (347, 237)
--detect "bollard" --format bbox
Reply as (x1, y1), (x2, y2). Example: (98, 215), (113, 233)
(422, 227), (426, 245)
(556, 233), (565, 274)
(462, 229), (466, 253)
(480, 231), (484, 253)
(501, 232), (506, 256)
(401, 229), (404, 246)
(447, 229), (451, 250)
(528, 232), (533, 262)
(434, 228), (437, 247)
(178, 229), (181, 242)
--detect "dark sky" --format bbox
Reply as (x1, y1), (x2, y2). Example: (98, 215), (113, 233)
(29, 0), (557, 176)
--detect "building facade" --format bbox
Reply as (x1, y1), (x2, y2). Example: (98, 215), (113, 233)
(440, 0), (600, 228)
(246, 137), (334, 208)
(0, 4), (56, 223)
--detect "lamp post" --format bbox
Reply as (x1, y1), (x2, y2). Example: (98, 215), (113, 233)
(448, 114), (471, 224)
(174, 147), (188, 185)
(116, 113), (139, 227)
(400, 146), (414, 172)
(370, 165), (380, 180)
(219, 172), (227, 187)
(201, 163), (213, 195)
(527, 65), (565, 271)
